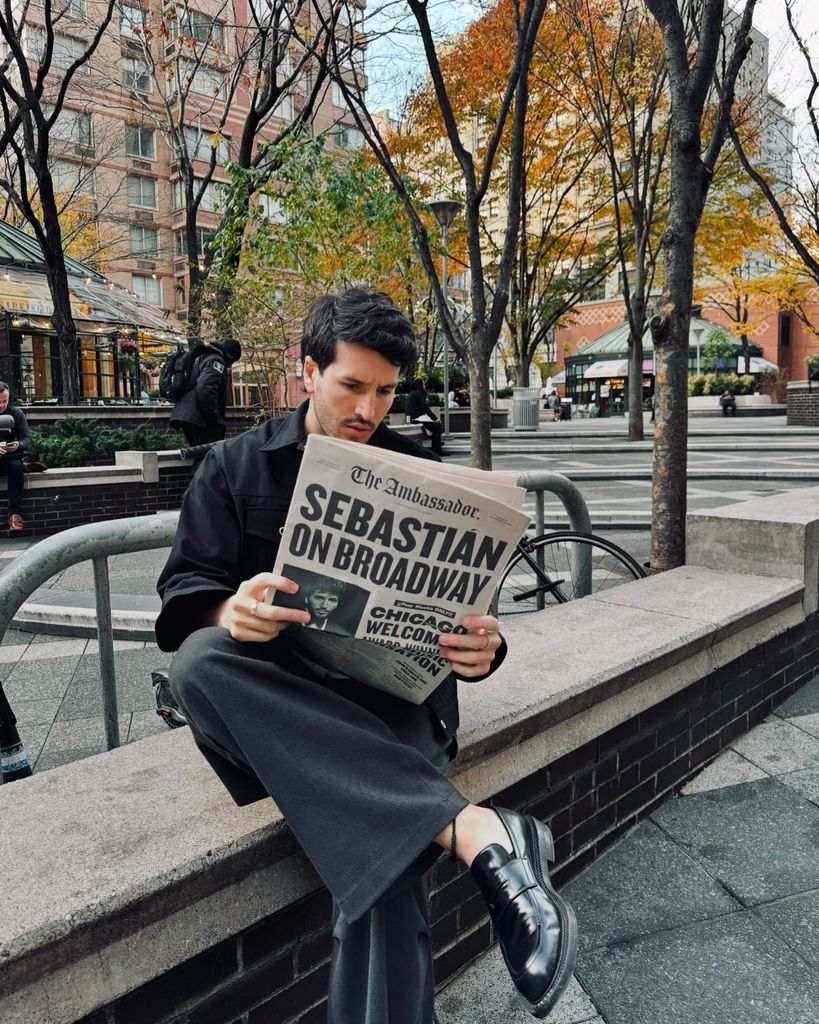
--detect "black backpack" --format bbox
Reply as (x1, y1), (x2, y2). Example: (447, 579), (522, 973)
(159, 346), (197, 402)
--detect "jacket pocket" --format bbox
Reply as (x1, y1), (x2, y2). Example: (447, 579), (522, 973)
(241, 499), (290, 577)
(245, 503), (289, 540)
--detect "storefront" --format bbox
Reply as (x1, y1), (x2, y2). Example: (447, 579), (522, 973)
(564, 316), (765, 414)
(0, 221), (184, 403)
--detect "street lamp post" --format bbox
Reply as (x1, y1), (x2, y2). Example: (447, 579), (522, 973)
(429, 199), (463, 436)
(693, 326), (704, 375)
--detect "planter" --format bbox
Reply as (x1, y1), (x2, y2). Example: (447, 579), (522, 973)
(787, 380), (819, 426)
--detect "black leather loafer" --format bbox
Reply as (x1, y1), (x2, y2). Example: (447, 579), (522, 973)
(471, 807), (578, 1018)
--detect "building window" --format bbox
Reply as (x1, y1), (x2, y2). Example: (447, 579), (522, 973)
(122, 56), (152, 93)
(586, 279), (605, 301)
(173, 177), (220, 212)
(333, 123), (363, 149)
(28, 29), (88, 71)
(50, 159), (94, 196)
(66, 0), (86, 17)
(129, 225), (159, 259)
(180, 61), (226, 100)
(332, 81), (345, 108)
(183, 126), (230, 164)
(50, 109), (93, 154)
(273, 92), (293, 122)
(126, 125), (156, 160)
(258, 194), (284, 223)
(174, 225), (217, 258)
(127, 174), (157, 208)
(131, 274), (162, 305)
(178, 9), (225, 46)
(120, 5), (146, 38)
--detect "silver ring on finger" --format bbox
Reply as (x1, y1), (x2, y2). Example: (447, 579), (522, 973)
(251, 598), (258, 618)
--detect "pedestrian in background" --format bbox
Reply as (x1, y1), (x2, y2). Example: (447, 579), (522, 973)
(170, 338), (242, 446)
(405, 378), (445, 453)
(0, 382), (32, 530)
(719, 389), (737, 417)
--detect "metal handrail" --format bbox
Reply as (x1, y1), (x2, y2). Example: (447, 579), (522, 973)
(515, 470), (594, 601)
(515, 470), (592, 536)
(0, 471), (591, 754)
(0, 511), (179, 750)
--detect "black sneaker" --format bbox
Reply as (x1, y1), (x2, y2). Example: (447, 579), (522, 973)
(152, 670), (188, 729)
(1, 725), (33, 783)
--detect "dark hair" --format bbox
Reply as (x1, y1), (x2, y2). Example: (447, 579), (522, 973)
(304, 577), (347, 598)
(0, 382), (9, 394)
(301, 288), (417, 375)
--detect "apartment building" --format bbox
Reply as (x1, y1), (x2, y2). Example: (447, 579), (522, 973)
(5, 0), (366, 320)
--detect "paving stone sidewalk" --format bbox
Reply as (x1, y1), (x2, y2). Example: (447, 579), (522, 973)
(438, 674), (819, 1024)
(1, 628), (171, 772)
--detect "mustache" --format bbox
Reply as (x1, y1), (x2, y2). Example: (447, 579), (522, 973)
(343, 416), (375, 430)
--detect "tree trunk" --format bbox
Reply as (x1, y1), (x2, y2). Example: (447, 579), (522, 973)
(649, 311), (688, 569)
(650, 152), (704, 569)
(514, 357), (530, 390)
(468, 342), (493, 470)
(41, 231), (81, 405)
(627, 293), (646, 441)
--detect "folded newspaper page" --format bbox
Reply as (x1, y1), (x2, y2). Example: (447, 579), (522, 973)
(270, 434), (530, 704)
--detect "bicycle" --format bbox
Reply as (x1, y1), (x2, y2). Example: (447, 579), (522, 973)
(497, 530), (647, 617)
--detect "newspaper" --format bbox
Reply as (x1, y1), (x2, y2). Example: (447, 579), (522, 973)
(269, 433), (530, 704)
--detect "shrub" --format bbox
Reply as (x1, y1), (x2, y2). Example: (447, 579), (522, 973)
(30, 417), (186, 468)
(687, 373), (755, 398)
(688, 374), (708, 396)
(496, 387), (514, 399)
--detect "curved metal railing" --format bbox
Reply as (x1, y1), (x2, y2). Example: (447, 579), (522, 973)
(0, 512), (179, 750)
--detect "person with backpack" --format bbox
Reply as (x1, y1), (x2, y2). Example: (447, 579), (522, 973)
(166, 338), (242, 446)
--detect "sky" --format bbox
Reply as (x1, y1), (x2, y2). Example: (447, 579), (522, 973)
(365, 0), (819, 118)
(752, 0), (819, 107)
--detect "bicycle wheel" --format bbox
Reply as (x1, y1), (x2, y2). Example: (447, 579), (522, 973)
(497, 531), (647, 617)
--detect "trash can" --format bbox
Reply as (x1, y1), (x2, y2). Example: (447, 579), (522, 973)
(512, 387), (541, 430)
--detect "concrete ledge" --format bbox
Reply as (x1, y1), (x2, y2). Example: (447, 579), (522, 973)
(0, 450), (183, 492)
(0, 464), (145, 490)
(688, 394), (772, 410)
(0, 562), (806, 1023)
(687, 488), (819, 615)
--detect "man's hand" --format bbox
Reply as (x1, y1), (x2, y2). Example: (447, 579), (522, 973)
(211, 571), (310, 642)
(438, 614), (502, 679)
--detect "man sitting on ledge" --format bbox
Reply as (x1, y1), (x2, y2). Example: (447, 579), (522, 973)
(156, 289), (577, 1023)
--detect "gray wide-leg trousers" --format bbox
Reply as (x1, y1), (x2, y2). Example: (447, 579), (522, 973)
(171, 627), (468, 1024)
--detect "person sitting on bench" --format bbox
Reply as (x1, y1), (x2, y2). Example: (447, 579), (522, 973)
(405, 377), (445, 453)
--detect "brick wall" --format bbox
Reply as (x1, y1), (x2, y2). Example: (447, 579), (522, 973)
(2, 466), (193, 536)
(787, 384), (819, 426)
(77, 613), (819, 1024)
